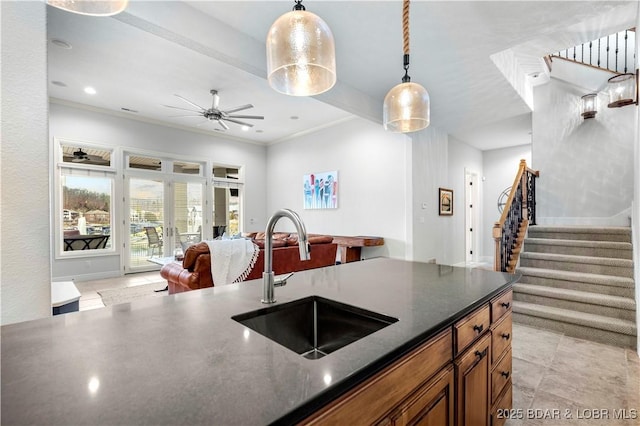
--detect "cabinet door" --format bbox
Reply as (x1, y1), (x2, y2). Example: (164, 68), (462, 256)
(387, 365), (454, 426)
(455, 333), (491, 426)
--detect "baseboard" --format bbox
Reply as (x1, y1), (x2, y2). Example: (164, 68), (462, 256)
(536, 208), (632, 227)
(53, 270), (123, 283)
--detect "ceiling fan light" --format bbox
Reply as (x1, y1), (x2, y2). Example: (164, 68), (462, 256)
(383, 82), (430, 133)
(266, 9), (336, 96)
(46, 0), (128, 16)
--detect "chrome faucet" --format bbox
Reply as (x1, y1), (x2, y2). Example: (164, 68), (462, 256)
(262, 209), (310, 304)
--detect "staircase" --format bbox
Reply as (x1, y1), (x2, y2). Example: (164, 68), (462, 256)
(512, 225), (637, 348)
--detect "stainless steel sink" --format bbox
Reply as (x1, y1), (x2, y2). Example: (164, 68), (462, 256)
(232, 296), (398, 359)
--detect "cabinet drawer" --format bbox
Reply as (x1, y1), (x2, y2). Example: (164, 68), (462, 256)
(491, 313), (512, 364)
(454, 305), (490, 355)
(302, 329), (452, 425)
(490, 380), (512, 426)
(491, 348), (512, 405)
(490, 289), (512, 324)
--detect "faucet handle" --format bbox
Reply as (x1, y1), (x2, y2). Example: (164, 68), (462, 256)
(274, 272), (294, 287)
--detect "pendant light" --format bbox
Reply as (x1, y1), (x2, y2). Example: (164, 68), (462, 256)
(266, 0), (336, 96)
(46, 0), (128, 16)
(383, 0), (430, 133)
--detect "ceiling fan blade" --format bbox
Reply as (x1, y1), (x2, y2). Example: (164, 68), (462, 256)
(174, 94), (207, 111)
(222, 104), (253, 114)
(163, 104), (202, 113)
(227, 114), (264, 120)
(168, 114), (204, 118)
(196, 119), (212, 127)
(224, 118), (254, 127)
(217, 120), (230, 130)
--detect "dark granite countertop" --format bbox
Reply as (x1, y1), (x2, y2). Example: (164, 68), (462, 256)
(1, 258), (518, 425)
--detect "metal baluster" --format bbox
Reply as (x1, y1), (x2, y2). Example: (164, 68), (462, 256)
(615, 33), (619, 73)
(607, 35), (610, 71)
(597, 38), (601, 67)
(624, 30), (628, 73)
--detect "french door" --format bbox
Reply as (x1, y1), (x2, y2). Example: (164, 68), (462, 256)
(124, 176), (204, 272)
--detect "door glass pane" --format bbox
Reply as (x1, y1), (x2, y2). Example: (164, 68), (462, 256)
(212, 186), (240, 237)
(61, 174), (113, 251)
(173, 161), (201, 175)
(129, 178), (164, 267)
(128, 155), (162, 171)
(174, 182), (203, 253)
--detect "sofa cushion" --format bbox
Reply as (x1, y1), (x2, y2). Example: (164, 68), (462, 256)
(253, 239), (287, 249)
(285, 235), (334, 246)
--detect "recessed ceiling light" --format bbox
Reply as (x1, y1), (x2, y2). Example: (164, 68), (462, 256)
(290, 115), (299, 120)
(51, 81), (67, 87)
(241, 125), (249, 131)
(84, 87), (97, 95)
(50, 38), (72, 49)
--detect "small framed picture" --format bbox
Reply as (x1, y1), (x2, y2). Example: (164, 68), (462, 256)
(439, 188), (453, 216)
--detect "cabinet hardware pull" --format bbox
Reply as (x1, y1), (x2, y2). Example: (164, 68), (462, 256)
(501, 371), (510, 379)
(501, 302), (511, 308)
(501, 333), (510, 340)
(474, 348), (487, 360)
(473, 324), (483, 333)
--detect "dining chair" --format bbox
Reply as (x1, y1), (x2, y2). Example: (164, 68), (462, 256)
(144, 226), (163, 257)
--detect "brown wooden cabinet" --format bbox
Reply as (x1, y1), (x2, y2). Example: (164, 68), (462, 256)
(455, 333), (491, 426)
(302, 330), (452, 425)
(300, 286), (513, 426)
(383, 365), (455, 426)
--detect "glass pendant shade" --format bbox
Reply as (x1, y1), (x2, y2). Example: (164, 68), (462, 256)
(47, 0), (128, 16)
(606, 73), (636, 108)
(580, 93), (597, 119)
(266, 10), (336, 96)
(383, 82), (430, 132)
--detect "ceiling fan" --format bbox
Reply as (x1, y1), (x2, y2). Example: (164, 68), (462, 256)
(64, 148), (110, 165)
(164, 89), (264, 130)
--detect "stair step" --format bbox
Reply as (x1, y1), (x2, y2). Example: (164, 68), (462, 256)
(513, 301), (637, 348)
(524, 238), (632, 259)
(516, 267), (635, 297)
(527, 226), (631, 242)
(519, 252), (633, 278)
(513, 283), (636, 321)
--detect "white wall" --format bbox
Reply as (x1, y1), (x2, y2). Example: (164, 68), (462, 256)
(533, 78), (635, 225)
(50, 102), (267, 281)
(481, 145), (532, 261)
(1, 2), (51, 325)
(266, 117), (410, 260)
(411, 125), (451, 264)
(448, 137), (483, 265)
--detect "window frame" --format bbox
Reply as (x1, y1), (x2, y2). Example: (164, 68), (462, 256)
(54, 139), (117, 259)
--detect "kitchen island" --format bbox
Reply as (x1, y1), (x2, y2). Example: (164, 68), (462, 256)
(1, 258), (518, 425)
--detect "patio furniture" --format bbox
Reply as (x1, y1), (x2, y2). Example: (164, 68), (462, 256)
(63, 234), (110, 251)
(144, 226), (163, 257)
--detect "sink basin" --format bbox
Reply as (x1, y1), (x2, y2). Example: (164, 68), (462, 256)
(232, 296), (398, 359)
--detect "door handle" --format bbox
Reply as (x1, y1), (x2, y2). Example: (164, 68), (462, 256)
(501, 333), (510, 340)
(501, 371), (510, 379)
(473, 324), (484, 334)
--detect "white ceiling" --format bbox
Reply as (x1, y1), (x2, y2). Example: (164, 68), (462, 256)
(47, 1), (637, 149)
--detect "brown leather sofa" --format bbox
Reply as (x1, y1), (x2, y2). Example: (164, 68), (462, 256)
(160, 233), (337, 294)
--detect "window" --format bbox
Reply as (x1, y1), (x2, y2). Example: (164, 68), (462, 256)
(56, 141), (115, 256)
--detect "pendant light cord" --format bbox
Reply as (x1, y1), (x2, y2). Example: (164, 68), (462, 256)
(402, 0), (411, 83)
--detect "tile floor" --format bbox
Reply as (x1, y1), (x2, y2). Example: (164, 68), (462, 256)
(508, 323), (639, 425)
(76, 274), (639, 425)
